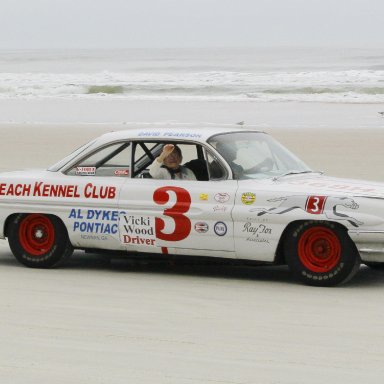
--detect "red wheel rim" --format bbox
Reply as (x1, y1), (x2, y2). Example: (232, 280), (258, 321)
(298, 226), (341, 273)
(19, 214), (55, 256)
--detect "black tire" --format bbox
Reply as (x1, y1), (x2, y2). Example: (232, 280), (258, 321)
(284, 221), (360, 287)
(7, 213), (74, 268)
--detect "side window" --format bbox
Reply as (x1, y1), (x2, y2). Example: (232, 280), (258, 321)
(133, 142), (201, 179)
(133, 142), (160, 177)
(131, 141), (226, 181)
(67, 142), (131, 177)
(206, 151), (227, 181)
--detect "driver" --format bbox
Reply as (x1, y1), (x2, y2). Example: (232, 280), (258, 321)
(149, 144), (196, 180)
(215, 142), (273, 179)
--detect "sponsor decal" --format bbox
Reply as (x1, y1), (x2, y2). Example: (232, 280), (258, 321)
(0, 182), (116, 199)
(119, 214), (156, 246)
(214, 192), (230, 203)
(241, 192), (256, 205)
(83, 183), (116, 199)
(243, 222), (272, 235)
(194, 222), (209, 233)
(199, 193), (209, 201)
(214, 221), (227, 236)
(246, 237), (270, 244)
(251, 195), (363, 227)
(114, 169), (129, 176)
(76, 166), (96, 176)
(213, 205), (227, 212)
(81, 234), (108, 241)
(68, 209), (123, 235)
(243, 222), (272, 244)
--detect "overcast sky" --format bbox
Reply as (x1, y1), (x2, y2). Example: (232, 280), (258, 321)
(0, 0), (383, 49)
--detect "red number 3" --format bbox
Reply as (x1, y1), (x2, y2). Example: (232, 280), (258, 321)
(153, 186), (191, 241)
(305, 195), (327, 214)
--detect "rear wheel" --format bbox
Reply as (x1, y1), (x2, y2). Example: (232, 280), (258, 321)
(8, 213), (73, 268)
(284, 221), (360, 286)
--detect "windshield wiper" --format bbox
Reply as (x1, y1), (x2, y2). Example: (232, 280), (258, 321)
(273, 170), (322, 181)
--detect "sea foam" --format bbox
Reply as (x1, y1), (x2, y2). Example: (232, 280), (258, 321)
(0, 48), (384, 103)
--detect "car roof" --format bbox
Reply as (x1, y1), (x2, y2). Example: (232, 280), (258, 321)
(48, 127), (266, 172)
(94, 127), (264, 145)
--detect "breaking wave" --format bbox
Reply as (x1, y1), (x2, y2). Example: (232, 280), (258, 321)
(1, 69), (384, 103)
(86, 85), (125, 94)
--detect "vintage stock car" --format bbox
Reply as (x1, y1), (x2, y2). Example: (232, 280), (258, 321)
(0, 127), (383, 286)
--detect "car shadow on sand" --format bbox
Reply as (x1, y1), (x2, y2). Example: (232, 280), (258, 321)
(1, 249), (383, 287)
(68, 251), (297, 285)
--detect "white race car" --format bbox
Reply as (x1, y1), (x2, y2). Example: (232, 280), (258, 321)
(1, 128), (383, 286)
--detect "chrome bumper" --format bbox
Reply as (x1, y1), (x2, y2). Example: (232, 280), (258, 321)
(348, 230), (384, 262)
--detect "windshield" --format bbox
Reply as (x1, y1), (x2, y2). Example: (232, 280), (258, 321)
(47, 139), (97, 172)
(208, 132), (311, 180)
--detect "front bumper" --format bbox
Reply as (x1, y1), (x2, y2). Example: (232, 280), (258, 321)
(349, 230), (384, 262)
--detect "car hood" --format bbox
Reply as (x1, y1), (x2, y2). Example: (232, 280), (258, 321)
(247, 173), (384, 199)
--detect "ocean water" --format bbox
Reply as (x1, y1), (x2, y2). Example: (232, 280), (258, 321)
(0, 47), (384, 103)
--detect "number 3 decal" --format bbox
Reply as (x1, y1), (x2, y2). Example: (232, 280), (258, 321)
(153, 186), (192, 241)
(305, 195), (327, 214)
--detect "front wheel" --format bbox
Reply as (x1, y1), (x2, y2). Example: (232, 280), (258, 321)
(365, 262), (384, 270)
(7, 213), (73, 268)
(284, 221), (360, 286)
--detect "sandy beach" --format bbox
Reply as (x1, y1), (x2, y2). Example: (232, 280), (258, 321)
(1, 0), (384, 379)
(0, 100), (384, 383)
(1, 100), (383, 180)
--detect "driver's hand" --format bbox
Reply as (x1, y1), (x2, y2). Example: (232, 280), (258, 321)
(157, 144), (175, 163)
(162, 144), (175, 157)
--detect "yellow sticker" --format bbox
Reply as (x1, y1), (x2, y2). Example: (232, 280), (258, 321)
(199, 193), (209, 201)
(241, 192), (256, 205)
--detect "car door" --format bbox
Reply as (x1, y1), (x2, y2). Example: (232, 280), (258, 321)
(117, 143), (237, 258)
(63, 141), (132, 250)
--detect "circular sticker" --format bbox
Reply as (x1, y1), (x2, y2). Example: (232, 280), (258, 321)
(241, 192), (256, 205)
(214, 221), (227, 236)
